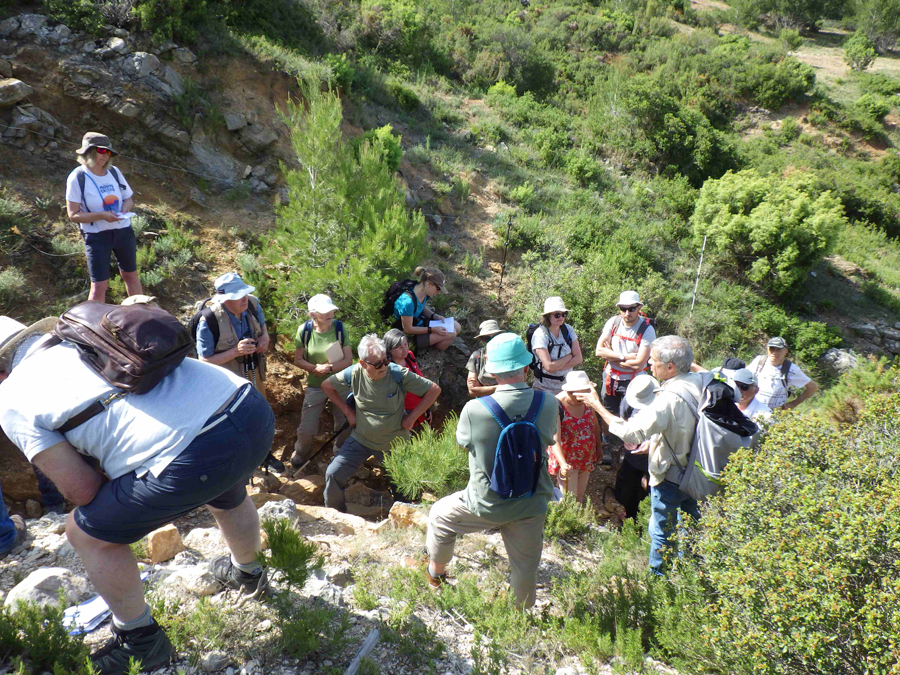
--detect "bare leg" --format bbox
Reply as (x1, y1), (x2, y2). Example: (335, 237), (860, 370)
(432, 319), (463, 351)
(88, 279), (110, 303)
(120, 269), (143, 297)
(576, 470), (591, 504)
(66, 514), (145, 622)
(207, 495), (261, 565)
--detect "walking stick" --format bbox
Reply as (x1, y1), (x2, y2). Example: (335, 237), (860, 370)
(295, 421), (350, 474)
(689, 235), (707, 319)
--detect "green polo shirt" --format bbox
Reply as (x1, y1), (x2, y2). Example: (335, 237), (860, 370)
(327, 363), (433, 454)
(457, 382), (559, 522)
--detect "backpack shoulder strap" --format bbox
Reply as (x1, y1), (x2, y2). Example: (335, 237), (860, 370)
(635, 318), (650, 343)
(334, 320), (344, 345)
(200, 306), (219, 346)
(480, 395), (513, 428)
(754, 356), (765, 376)
(524, 390), (545, 423)
(76, 167), (87, 211)
(388, 362), (405, 385)
(780, 359), (792, 389)
(342, 363), (358, 385)
(109, 166), (126, 192)
(561, 324), (573, 347)
(300, 320), (313, 348)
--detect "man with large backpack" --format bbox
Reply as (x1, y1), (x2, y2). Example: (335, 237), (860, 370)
(578, 335), (703, 576)
(0, 308), (275, 674)
(415, 333), (559, 608)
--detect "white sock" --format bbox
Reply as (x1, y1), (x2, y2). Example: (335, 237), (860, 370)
(113, 604), (153, 631)
(232, 554), (262, 575)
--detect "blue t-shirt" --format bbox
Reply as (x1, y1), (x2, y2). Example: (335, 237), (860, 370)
(393, 291), (427, 327)
(197, 300), (266, 358)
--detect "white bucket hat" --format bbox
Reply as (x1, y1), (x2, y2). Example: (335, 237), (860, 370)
(542, 296), (569, 315)
(308, 294), (339, 314)
(625, 373), (659, 410)
(561, 370), (595, 392)
(616, 291), (642, 308)
(213, 273), (255, 302)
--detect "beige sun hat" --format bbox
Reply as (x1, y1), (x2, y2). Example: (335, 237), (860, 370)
(616, 290), (642, 308)
(560, 370), (595, 392)
(624, 373), (659, 410)
(475, 319), (503, 339)
(76, 131), (118, 156)
(542, 296), (569, 315)
(0, 316), (58, 372)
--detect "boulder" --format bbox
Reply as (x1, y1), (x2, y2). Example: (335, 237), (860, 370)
(115, 100), (140, 118)
(47, 24), (71, 43)
(279, 476), (325, 505)
(849, 322), (880, 339)
(147, 524), (185, 563)
(894, 322), (900, 331)
(295, 505), (374, 536)
(0, 79), (35, 108)
(224, 112), (248, 131)
(159, 568), (219, 597)
(820, 348), (859, 377)
(25, 499), (42, 519)
(123, 52), (160, 78)
(201, 651), (231, 673)
(0, 17), (19, 38)
(172, 47), (197, 64)
(389, 502), (429, 529)
(885, 339), (900, 355)
(107, 37), (127, 53)
(16, 14), (47, 36)
(881, 328), (900, 341)
(4, 568), (91, 612)
(183, 527), (224, 558)
(251, 492), (288, 509)
(239, 124), (278, 153)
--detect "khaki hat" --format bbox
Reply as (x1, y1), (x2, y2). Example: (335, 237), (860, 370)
(0, 316), (58, 372)
(625, 373), (659, 410)
(76, 131), (118, 156)
(475, 320), (503, 339)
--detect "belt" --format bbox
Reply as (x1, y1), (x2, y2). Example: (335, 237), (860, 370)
(198, 384), (252, 436)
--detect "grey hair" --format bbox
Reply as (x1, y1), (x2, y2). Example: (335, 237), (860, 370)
(357, 334), (386, 361)
(383, 329), (407, 355)
(651, 335), (693, 374)
(76, 148), (116, 169)
(489, 368), (523, 379)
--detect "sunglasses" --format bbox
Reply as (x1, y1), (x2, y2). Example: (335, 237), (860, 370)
(430, 281), (443, 292)
(736, 382), (752, 391)
(551, 312), (567, 319)
(363, 358), (389, 369)
(95, 147), (112, 155)
(618, 305), (640, 313)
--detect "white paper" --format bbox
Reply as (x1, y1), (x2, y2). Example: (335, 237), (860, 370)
(115, 211), (137, 220)
(428, 317), (454, 332)
(324, 340), (344, 364)
(63, 571), (150, 635)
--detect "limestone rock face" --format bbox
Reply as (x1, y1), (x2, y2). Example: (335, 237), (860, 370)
(148, 524), (185, 563)
(4, 567), (91, 612)
(279, 475), (325, 505)
(820, 348), (859, 377)
(389, 501), (430, 529)
(0, 79), (35, 107)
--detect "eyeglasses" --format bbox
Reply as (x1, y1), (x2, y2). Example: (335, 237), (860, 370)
(551, 312), (567, 319)
(95, 148), (111, 155)
(363, 358), (389, 369)
(735, 382), (752, 391)
(618, 305), (640, 313)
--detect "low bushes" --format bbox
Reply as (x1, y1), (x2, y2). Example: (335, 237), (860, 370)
(384, 413), (467, 501)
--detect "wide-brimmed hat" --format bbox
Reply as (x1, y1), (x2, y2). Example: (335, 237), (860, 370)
(542, 297), (569, 315)
(561, 370), (595, 392)
(121, 294), (159, 307)
(213, 273), (255, 302)
(625, 373), (659, 410)
(766, 336), (788, 349)
(0, 316), (58, 372)
(475, 319), (503, 339)
(76, 131), (118, 156)
(485, 332), (532, 373)
(308, 294), (339, 314)
(616, 290), (642, 308)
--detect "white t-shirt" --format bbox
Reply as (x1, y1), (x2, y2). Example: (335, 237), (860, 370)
(65, 166), (134, 233)
(748, 356), (811, 409)
(531, 323), (578, 392)
(599, 315), (657, 379)
(740, 396), (772, 422)
(0, 340), (246, 480)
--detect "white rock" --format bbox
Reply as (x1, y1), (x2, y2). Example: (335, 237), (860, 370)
(16, 14), (47, 36)
(257, 498), (299, 524)
(107, 37), (127, 53)
(125, 51), (160, 78)
(4, 568), (91, 612)
(48, 24), (71, 43)
(183, 527), (225, 557)
(0, 79), (35, 108)
(160, 568), (220, 597)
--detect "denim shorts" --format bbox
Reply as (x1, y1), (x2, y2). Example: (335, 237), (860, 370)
(74, 384), (275, 544)
(82, 226), (138, 282)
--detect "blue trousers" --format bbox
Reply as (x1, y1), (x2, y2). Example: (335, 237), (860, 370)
(649, 481), (700, 575)
(0, 480), (16, 555)
(324, 436), (381, 512)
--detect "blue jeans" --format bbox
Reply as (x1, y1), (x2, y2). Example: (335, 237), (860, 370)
(0, 480), (17, 555)
(649, 481), (700, 575)
(324, 436), (381, 512)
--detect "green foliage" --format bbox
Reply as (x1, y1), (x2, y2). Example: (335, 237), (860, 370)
(834, 220), (900, 290)
(384, 413), (467, 500)
(358, 125), (403, 174)
(385, 79), (421, 111)
(692, 169), (846, 296)
(260, 82), (425, 336)
(42, 0), (104, 33)
(855, 0), (900, 52)
(0, 190), (32, 246)
(0, 267), (29, 310)
(280, 604), (351, 660)
(359, 0), (437, 69)
(855, 93), (891, 120)
(219, 0), (322, 51)
(324, 53), (355, 92)
(779, 28), (803, 52)
(507, 183), (537, 212)
(0, 601), (89, 673)
(853, 70), (900, 96)
(544, 492), (597, 542)
(731, 0), (845, 28)
(257, 517), (322, 591)
(171, 78), (220, 131)
(686, 390), (900, 674)
(814, 358), (899, 426)
(148, 596), (231, 659)
(133, 0), (213, 43)
(845, 30), (878, 71)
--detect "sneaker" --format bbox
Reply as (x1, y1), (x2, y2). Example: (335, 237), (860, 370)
(0, 515), (27, 561)
(209, 554), (269, 597)
(261, 453), (286, 473)
(289, 449), (307, 468)
(90, 621), (172, 674)
(401, 555), (447, 589)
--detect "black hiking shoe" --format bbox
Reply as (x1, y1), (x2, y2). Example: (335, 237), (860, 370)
(209, 554), (269, 597)
(90, 621), (172, 675)
(261, 453), (286, 473)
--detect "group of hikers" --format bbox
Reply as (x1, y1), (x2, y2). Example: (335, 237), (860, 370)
(0, 132), (820, 674)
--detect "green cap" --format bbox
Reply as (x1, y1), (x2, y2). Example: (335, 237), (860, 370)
(484, 332), (532, 374)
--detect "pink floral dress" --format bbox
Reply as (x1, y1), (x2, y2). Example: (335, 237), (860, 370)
(549, 405), (597, 475)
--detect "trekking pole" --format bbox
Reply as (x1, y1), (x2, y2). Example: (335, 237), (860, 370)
(498, 214), (512, 299)
(295, 421), (350, 475)
(689, 235), (707, 319)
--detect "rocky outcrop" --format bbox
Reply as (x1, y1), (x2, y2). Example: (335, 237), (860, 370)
(4, 567), (91, 611)
(849, 319), (900, 354)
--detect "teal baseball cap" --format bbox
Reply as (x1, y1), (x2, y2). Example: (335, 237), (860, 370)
(484, 332), (532, 374)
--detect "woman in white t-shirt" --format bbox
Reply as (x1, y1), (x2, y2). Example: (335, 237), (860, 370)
(65, 132), (142, 303)
(530, 296), (583, 393)
(748, 336), (818, 410)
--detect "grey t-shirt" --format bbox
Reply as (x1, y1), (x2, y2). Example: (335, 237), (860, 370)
(465, 348), (497, 387)
(0, 341), (247, 480)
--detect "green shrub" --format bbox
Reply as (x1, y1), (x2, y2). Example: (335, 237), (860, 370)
(359, 0), (436, 69)
(0, 266), (28, 310)
(324, 53), (355, 91)
(845, 30), (878, 71)
(814, 358), (899, 426)
(508, 182), (537, 212)
(0, 600), (89, 672)
(686, 390), (900, 674)
(0, 190), (32, 246)
(855, 93), (891, 119)
(691, 169), (846, 296)
(385, 413), (467, 500)
(358, 125), (403, 174)
(42, 0), (104, 33)
(133, 0), (215, 43)
(219, 0), (322, 51)
(853, 70), (900, 96)
(779, 28), (803, 52)
(544, 492), (596, 541)
(833, 220), (900, 289)
(386, 79), (421, 111)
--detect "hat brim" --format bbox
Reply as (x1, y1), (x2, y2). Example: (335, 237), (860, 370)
(76, 145), (119, 156)
(213, 287), (255, 302)
(561, 381), (595, 392)
(484, 354), (532, 374)
(624, 375), (660, 410)
(475, 330), (503, 339)
(0, 317), (58, 371)
(309, 305), (339, 314)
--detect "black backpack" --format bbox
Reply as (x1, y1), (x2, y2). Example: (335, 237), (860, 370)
(188, 296), (261, 347)
(380, 279), (418, 325)
(76, 166), (127, 210)
(525, 323), (573, 382)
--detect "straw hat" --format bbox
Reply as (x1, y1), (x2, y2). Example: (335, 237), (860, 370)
(0, 316), (58, 372)
(474, 320), (503, 339)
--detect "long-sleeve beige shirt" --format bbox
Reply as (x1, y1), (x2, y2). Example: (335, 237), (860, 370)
(608, 372), (704, 486)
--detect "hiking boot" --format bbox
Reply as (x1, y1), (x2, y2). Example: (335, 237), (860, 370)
(601, 446), (613, 466)
(0, 515), (27, 561)
(401, 555), (447, 589)
(90, 621), (172, 675)
(209, 554), (269, 597)
(261, 453), (286, 473)
(289, 449), (307, 468)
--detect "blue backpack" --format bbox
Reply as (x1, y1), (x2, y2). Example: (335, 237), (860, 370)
(480, 391), (546, 499)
